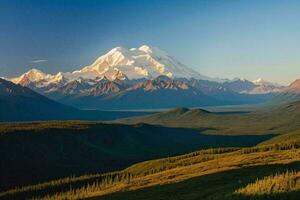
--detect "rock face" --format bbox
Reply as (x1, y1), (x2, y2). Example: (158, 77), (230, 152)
(128, 76), (190, 91)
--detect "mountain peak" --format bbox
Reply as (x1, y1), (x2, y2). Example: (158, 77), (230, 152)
(253, 78), (264, 84)
(107, 46), (128, 54)
(25, 68), (46, 78)
(8, 45), (217, 87)
(288, 79), (300, 90)
(73, 45), (211, 81)
(253, 78), (270, 85)
(138, 45), (153, 53)
(11, 68), (48, 84)
(253, 78), (282, 88)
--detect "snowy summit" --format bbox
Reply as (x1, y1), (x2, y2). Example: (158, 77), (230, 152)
(72, 45), (209, 80)
(10, 45), (213, 86)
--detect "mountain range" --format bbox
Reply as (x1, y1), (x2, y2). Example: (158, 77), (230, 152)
(6, 45), (295, 110)
(0, 78), (153, 121)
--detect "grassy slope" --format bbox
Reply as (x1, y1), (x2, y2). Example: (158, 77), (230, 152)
(2, 140), (300, 200)
(118, 101), (300, 135)
(91, 142), (300, 200)
(0, 121), (271, 191)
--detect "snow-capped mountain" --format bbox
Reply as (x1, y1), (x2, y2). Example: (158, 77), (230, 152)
(253, 78), (273, 86)
(11, 68), (65, 87)
(10, 45), (214, 88)
(221, 77), (283, 94)
(73, 45), (211, 81)
(253, 78), (282, 87)
(246, 78), (284, 94)
(6, 45), (284, 109)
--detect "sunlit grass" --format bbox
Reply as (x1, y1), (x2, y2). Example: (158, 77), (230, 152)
(236, 170), (300, 195)
(2, 140), (300, 200)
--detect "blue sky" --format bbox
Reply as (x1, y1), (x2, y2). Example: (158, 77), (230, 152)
(0, 0), (300, 84)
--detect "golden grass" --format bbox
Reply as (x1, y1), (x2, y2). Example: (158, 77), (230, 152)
(2, 141), (300, 200)
(236, 170), (300, 195)
(27, 147), (300, 199)
(0, 121), (96, 133)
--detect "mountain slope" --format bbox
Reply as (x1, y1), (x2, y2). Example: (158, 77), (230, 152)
(0, 78), (77, 121)
(0, 78), (151, 121)
(269, 79), (300, 104)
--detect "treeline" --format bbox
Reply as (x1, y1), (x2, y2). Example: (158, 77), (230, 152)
(241, 139), (300, 154)
(0, 172), (135, 200)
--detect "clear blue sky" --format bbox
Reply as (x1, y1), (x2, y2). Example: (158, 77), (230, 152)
(1, 0), (300, 84)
